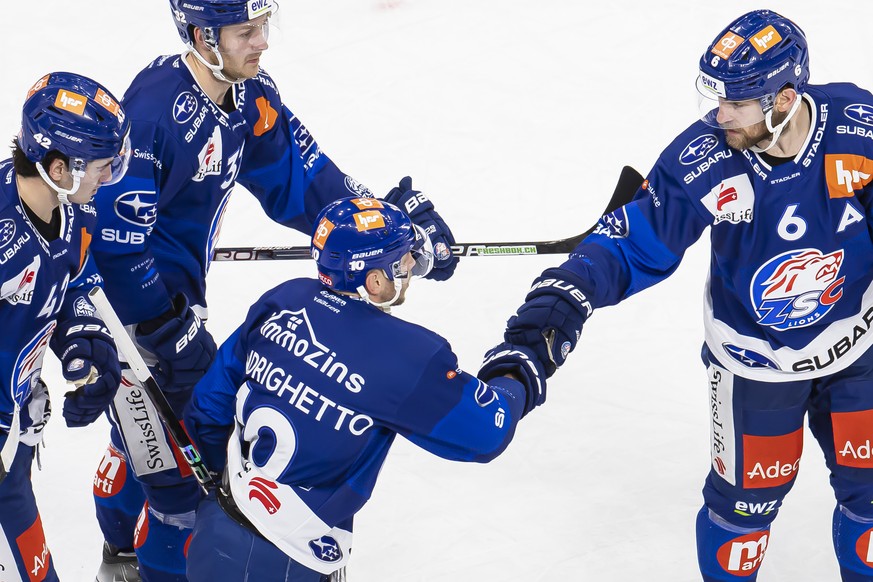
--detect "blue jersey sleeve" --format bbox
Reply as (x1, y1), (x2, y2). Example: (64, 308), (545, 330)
(184, 326), (246, 473)
(391, 344), (528, 463)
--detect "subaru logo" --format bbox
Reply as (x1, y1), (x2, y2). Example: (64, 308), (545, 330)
(114, 191), (158, 227)
(680, 134), (719, 166)
(172, 91), (199, 124)
(722, 344), (780, 370)
(844, 104), (873, 128)
(0, 219), (16, 248)
(309, 536), (342, 563)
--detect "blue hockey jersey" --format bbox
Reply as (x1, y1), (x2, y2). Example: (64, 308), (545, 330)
(91, 54), (371, 325)
(0, 160), (103, 437)
(567, 83), (873, 382)
(184, 278), (528, 573)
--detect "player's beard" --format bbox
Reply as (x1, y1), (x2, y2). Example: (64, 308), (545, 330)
(724, 108), (789, 151)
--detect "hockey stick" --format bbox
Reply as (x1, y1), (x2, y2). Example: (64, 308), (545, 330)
(0, 403), (21, 483)
(88, 287), (218, 493)
(212, 165), (645, 262)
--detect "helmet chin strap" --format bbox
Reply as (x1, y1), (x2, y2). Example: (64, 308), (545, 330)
(750, 96), (803, 154)
(35, 162), (82, 205)
(356, 276), (403, 312)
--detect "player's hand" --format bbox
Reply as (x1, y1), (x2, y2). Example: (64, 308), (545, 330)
(136, 293), (217, 393)
(383, 176), (457, 281)
(54, 316), (122, 427)
(478, 342), (547, 417)
(505, 267), (593, 377)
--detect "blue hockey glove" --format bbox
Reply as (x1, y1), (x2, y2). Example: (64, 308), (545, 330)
(383, 176), (457, 281)
(136, 293), (217, 393)
(478, 342), (547, 417)
(52, 316), (122, 428)
(505, 267), (593, 377)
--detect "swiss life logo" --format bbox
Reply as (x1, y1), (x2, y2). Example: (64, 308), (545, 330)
(248, 476), (281, 514)
(700, 174), (755, 225)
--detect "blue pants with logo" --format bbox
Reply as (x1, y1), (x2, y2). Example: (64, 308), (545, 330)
(186, 491), (333, 582)
(698, 345), (873, 581)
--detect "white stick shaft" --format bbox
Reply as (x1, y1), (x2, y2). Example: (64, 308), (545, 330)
(87, 287), (152, 384)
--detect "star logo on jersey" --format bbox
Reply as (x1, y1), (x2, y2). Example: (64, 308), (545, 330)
(172, 91), (199, 124)
(751, 248), (845, 331)
(114, 191), (158, 227)
(309, 535), (343, 563)
(592, 207), (629, 239)
(722, 344), (780, 371)
(679, 134), (719, 165)
(843, 104), (873, 127)
(0, 218), (16, 248)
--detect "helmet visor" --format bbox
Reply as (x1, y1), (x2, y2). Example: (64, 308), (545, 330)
(102, 133), (132, 186)
(696, 75), (770, 130)
(390, 225), (434, 280)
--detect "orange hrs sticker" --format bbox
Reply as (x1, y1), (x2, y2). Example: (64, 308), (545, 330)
(351, 198), (383, 210)
(54, 89), (87, 115)
(711, 32), (745, 60)
(254, 96), (278, 137)
(27, 74), (50, 99)
(354, 210), (385, 232)
(742, 428), (802, 488)
(825, 154), (873, 199)
(833, 409), (873, 468)
(750, 25), (783, 54)
(95, 88), (122, 119)
(313, 217), (335, 250)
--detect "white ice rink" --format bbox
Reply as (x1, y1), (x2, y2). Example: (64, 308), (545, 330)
(3, 1), (873, 580)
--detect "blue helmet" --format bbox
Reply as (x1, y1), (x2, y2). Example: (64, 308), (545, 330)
(311, 197), (434, 296)
(19, 72), (130, 166)
(698, 10), (809, 104)
(170, 0), (274, 47)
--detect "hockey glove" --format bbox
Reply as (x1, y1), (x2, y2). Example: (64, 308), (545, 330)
(505, 267), (593, 377)
(383, 176), (457, 281)
(478, 342), (547, 417)
(53, 316), (122, 428)
(135, 293), (217, 393)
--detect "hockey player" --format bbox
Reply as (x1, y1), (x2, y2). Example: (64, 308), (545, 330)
(87, 0), (458, 579)
(0, 72), (130, 582)
(181, 197), (543, 580)
(494, 9), (873, 582)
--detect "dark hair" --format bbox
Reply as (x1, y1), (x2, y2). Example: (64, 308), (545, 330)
(10, 140), (68, 178)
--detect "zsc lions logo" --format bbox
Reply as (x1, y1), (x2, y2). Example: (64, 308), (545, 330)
(114, 191), (158, 227)
(750, 248), (845, 331)
(679, 134), (719, 166)
(172, 91), (199, 124)
(844, 104), (873, 127)
(0, 218), (15, 248)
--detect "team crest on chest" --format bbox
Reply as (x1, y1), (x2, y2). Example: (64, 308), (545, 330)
(750, 248), (845, 330)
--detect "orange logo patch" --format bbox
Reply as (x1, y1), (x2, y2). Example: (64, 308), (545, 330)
(742, 428), (802, 488)
(27, 74), (50, 99)
(716, 531), (769, 575)
(254, 96), (278, 137)
(95, 88), (123, 120)
(351, 198), (383, 210)
(833, 409), (873, 468)
(313, 217), (334, 250)
(825, 154), (873, 198)
(711, 32), (745, 60)
(54, 89), (87, 115)
(750, 25), (782, 54)
(354, 210), (385, 231)
(16, 514), (51, 582)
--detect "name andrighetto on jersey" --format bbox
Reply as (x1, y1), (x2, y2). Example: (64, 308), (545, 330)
(244, 349), (374, 436)
(259, 309), (365, 392)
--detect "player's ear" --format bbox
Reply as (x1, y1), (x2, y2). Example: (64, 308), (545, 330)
(775, 86), (798, 113)
(364, 269), (384, 297)
(192, 26), (208, 49)
(47, 157), (68, 182)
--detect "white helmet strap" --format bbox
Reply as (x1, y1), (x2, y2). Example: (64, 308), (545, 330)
(35, 159), (83, 205)
(355, 274), (403, 312)
(750, 94), (803, 154)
